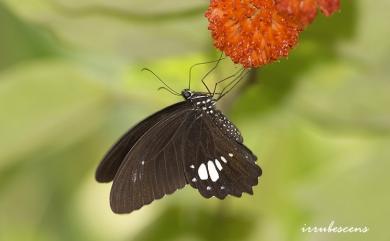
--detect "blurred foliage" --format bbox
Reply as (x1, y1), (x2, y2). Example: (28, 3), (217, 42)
(0, 1), (389, 241)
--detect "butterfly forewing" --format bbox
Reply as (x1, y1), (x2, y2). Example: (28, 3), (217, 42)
(110, 104), (194, 213)
(96, 102), (188, 183)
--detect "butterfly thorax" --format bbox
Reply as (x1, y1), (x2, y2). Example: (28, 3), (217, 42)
(182, 89), (243, 143)
(184, 91), (216, 111)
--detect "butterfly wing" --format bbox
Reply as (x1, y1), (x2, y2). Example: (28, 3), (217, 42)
(96, 102), (188, 183)
(110, 105), (261, 213)
(110, 103), (195, 213)
(184, 113), (261, 199)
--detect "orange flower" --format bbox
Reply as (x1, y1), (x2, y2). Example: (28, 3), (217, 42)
(276, 0), (340, 27)
(205, 0), (300, 68)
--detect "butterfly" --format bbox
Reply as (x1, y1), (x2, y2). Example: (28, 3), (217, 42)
(95, 67), (262, 214)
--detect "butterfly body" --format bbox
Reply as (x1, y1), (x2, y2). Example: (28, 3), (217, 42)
(96, 89), (262, 214)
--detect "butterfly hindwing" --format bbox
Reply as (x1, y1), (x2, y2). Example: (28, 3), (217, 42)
(95, 102), (188, 183)
(184, 113), (261, 199)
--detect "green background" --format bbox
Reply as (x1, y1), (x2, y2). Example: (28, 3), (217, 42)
(0, 0), (389, 241)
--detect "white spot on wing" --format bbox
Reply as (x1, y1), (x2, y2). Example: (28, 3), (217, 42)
(132, 172), (137, 182)
(192, 177), (197, 182)
(228, 153), (234, 157)
(198, 163), (208, 180)
(190, 165), (195, 169)
(221, 156), (227, 163)
(207, 186), (211, 190)
(207, 160), (219, 182)
(141, 161), (145, 165)
(214, 159), (223, 170)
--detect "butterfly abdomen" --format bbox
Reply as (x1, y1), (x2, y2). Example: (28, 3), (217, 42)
(210, 110), (243, 143)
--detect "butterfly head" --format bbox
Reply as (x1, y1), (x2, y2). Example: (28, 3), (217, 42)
(181, 89), (193, 100)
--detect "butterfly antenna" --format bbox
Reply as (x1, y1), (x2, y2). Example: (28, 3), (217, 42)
(157, 86), (181, 96)
(142, 68), (180, 95)
(217, 68), (250, 100)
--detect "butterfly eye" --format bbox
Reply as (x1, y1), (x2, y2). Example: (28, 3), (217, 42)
(181, 89), (192, 99)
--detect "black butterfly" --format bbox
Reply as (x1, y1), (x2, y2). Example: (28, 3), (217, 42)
(96, 68), (262, 214)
